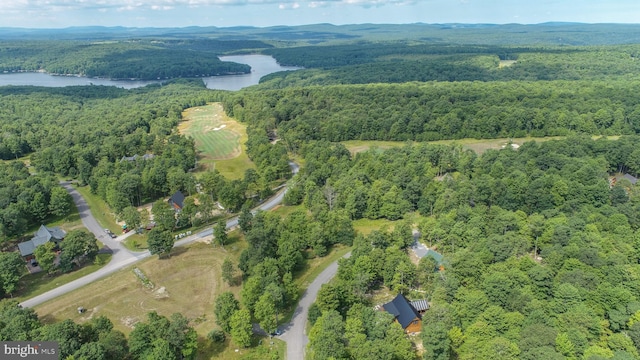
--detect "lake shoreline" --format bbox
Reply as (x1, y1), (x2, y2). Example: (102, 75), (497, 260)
(0, 54), (300, 91)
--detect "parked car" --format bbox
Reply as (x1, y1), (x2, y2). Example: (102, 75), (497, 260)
(104, 229), (117, 238)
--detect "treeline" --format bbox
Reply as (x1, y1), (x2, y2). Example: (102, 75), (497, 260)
(0, 162), (72, 239)
(0, 80), (296, 240)
(263, 42), (529, 69)
(0, 41), (252, 80)
(225, 80), (640, 146)
(0, 82), (219, 239)
(212, 201), (355, 346)
(0, 301), (198, 360)
(285, 135), (640, 223)
(260, 44), (640, 87)
(297, 137), (640, 359)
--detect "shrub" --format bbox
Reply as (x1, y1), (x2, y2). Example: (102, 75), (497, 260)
(208, 329), (225, 343)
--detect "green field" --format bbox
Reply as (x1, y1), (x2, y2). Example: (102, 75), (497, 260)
(180, 103), (255, 179)
(342, 136), (562, 155)
(342, 135), (620, 156)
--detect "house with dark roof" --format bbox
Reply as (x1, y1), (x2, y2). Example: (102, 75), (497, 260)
(169, 190), (186, 211)
(17, 225), (66, 258)
(382, 294), (423, 333)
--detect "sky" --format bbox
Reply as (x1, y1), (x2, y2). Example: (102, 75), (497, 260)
(0, 0), (639, 29)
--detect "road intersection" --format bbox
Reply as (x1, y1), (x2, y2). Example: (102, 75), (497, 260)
(20, 163), (343, 359)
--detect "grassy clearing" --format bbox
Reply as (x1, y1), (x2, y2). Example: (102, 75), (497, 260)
(181, 103), (255, 180)
(271, 204), (304, 218)
(74, 185), (120, 234)
(352, 218), (396, 235)
(499, 60), (517, 68)
(123, 233), (149, 251)
(342, 136), (568, 155)
(15, 253), (111, 302)
(32, 231), (266, 358)
(199, 336), (285, 360)
(34, 236), (246, 333)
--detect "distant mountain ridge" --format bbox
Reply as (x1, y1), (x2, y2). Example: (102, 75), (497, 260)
(2, 23), (640, 45)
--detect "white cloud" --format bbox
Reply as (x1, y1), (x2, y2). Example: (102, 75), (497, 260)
(279, 2), (300, 9)
(0, 0), (416, 12)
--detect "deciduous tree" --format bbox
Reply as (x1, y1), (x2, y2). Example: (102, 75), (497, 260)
(34, 242), (57, 275)
(214, 292), (239, 333)
(49, 186), (73, 217)
(230, 309), (252, 348)
(221, 258), (236, 286)
(213, 219), (228, 248)
(59, 229), (99, 272)
(147, 228), (174, 258)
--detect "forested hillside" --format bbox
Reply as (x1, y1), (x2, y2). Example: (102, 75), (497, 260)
(0, 81), (214, 238)
(260, 44), (640, 86)
(288, 137), (640, 360)
(225, 80), (640, 145)
(0, 41), (256, 80)
(5, 23), (640, 360)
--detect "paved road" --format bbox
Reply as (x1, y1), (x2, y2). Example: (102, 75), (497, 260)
(278, 252), (351, 360)
(20, 182), (144, 308)
(20, 162), (300, 308)
(60, 181), (140, 263)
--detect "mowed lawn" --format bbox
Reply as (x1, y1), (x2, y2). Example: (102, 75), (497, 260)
(180, 103), (255, 179)
(342, 136), (563, 155)
(33, 234), (258, 359)
(342, 135), (620, 155)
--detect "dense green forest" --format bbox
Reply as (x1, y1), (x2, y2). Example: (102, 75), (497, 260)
(0, 300), (198, 360)
(224, 80), (640, 146)
(0, 81), (211, 239)
(4, 23), (640, 45)
(0, 161), (72, 240)
(0, 41), (256, 80)
(288, 137), (640, 360)
(260, 44), (640, 86)
(0, 81), (290, 241)
(5, 23), (640, 359)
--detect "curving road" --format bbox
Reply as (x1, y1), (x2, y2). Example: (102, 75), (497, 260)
(23, 162), (342, 360)
(20, 163), (299, 308)
(278, 252), (351, 360)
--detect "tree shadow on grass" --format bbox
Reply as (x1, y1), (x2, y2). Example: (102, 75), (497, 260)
(166, 246), (189, 258)
(197, 336), (227, 359)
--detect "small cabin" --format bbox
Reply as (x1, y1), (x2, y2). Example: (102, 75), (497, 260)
(382, 294), (424, 333)
(169, 190), (185, 211)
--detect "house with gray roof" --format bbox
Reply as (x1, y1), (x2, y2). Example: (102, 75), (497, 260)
(17, 225), (66, 258)
(120, 153), (155, 162)
(169, 190), (186, 211)
(382, 294), (423, 333)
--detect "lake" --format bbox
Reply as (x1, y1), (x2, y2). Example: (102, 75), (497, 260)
(0, 54), (300, 91)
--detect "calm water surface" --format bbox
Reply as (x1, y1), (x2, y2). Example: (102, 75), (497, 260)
(207, 55), (301, 91)
(0, 55), (300, 91)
